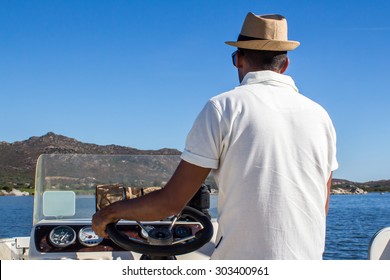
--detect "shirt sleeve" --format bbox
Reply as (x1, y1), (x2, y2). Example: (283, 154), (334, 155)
(181, 100), (223, 169)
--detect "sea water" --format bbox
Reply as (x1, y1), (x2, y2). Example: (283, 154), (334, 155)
(0, 193), (389, 260)
(324, 192), (390, 259)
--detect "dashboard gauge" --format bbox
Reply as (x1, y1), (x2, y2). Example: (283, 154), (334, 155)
(78, 226), (103, 247)
(49, 226), (76, 248)
(174, 225), (192, 238)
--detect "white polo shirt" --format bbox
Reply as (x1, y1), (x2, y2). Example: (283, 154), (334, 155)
(181, 71), (338, 259)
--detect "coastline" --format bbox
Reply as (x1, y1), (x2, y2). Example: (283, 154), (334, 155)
(1, 187), (387, 197)
(0, 188), (30, 196)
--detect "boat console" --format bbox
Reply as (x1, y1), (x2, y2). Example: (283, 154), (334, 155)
(28, 154), (217, 260)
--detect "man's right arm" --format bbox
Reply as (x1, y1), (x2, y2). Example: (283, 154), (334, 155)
(92, 160), (211, 238)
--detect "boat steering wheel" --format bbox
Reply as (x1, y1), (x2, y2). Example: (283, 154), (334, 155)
(106, 206), (213, 257)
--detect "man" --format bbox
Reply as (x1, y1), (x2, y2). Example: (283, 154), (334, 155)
(92, 13), (338, 259)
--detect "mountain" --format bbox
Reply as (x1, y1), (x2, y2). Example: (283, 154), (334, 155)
(0, 132), (180, 190)
(1, 132), (389, 193)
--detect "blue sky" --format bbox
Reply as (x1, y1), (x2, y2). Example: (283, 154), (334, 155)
(1, 0), (389, 182)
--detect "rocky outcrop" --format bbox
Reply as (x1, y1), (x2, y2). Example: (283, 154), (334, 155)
(331, 185), (368, 195)
(1, 188), (30, 196)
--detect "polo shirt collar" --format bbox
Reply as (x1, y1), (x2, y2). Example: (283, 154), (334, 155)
(241, 71), (299, 92)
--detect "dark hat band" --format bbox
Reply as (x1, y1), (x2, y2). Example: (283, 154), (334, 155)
(237, 34), (266, 41)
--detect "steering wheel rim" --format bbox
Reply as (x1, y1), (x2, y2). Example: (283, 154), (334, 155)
(106, 206), (214, 257)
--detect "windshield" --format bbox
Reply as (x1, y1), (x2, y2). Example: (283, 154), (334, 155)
(33, 154), (216, 225)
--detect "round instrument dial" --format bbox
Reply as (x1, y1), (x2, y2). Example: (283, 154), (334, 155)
(174, 225), (192, 238)
(78, 226), (103, 247)
(49, 226), (76, 248)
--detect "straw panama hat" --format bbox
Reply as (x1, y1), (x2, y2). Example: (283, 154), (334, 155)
(225, 13), (300, 51)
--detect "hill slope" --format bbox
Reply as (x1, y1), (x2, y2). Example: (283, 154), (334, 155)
(0, 132), (180, 189)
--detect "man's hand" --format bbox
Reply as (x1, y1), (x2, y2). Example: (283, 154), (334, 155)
(92, 205), (118, 238)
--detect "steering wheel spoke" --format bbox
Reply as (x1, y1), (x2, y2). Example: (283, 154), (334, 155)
(128, 235), (149, 244)
(168, 216), (178, 231)
(172, 234), (197, 245)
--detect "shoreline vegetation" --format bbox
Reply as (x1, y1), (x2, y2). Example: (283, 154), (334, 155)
(1, 185), (389, 197)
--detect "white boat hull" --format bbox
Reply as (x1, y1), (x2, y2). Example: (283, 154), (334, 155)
(0, 237), (30, 260)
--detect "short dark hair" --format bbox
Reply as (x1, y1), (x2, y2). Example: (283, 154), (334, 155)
(238, 48), (287, 71)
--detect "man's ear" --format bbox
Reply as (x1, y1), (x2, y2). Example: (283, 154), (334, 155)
(235, 51), (244, 68)
(279, 57), (289, 74)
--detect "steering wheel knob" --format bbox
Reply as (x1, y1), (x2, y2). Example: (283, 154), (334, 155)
(148, 228), (173, 245)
